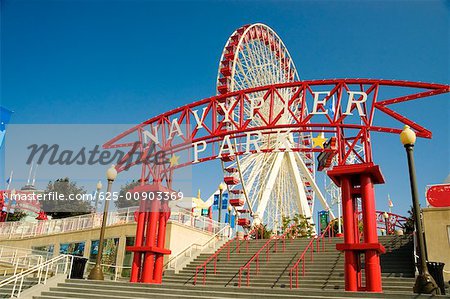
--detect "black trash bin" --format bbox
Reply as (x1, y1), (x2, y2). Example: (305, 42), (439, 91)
(70, 257), (88, 279)
(427, 261), (445, 295)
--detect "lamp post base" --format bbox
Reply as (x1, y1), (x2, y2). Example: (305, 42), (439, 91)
(413, 272), (440, 295)
(88, 264), (104, 280)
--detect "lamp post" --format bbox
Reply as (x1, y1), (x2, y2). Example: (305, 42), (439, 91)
(218, 182), (226, 223)
(337, 197), (343, 236)
(383, 212), (389, 235)
(400, 125), (439, 294)
(88, 165), (117, 280)
(94, 180), (102, 213)
(253, 213), (261, 239)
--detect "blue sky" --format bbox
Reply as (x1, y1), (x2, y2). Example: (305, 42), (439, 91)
(1, 0), (449, 216)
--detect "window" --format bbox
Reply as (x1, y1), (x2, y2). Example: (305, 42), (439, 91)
(447, 225), (450, 245)
(59, 242), (85, 256)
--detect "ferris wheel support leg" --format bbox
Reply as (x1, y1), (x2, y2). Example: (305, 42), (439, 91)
(294, 152), (335, 219)
(287, 152), (312, 219)
(255, 152), (284, 220)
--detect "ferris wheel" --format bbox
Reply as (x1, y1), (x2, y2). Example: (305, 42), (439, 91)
(216, 23), (334, 232)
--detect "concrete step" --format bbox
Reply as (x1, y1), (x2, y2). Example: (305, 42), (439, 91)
(178, 267), (415, 276)
(163, 277), (416, 289)
(31, 279), (445, 299)
(182, 264), (414, 272)
(186, 257), (413, 265)
(166, 272), (416, 282)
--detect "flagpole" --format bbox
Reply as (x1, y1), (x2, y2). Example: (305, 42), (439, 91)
(4, 189), (15, 222)
(32, 164), (38, 186)
(388, 194), (393, 214)
(6, 171), (14, 223)
(6, 170), (13, 190)
(27, 163), (34, 185)
(337, 196), (342, 235)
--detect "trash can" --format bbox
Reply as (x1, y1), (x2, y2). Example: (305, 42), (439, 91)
(70, 257), (88, 279)
(427, 262), (445, 295)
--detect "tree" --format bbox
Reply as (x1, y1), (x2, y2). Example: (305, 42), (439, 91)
(251, 223), (273, 239)
(331, 218), (342, 235)
(403, 206), (415, 234)
(42, 177), (91, 219)
(114, 180), (141, 209)
(282, 213), (315, 239)
(5, 211), (27, 222)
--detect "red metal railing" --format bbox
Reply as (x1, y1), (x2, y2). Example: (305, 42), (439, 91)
(289, 223), (334, 289)
(238, 224), (296, 287)
(193, 233), (258, 285)
(193, 237), (236, 285)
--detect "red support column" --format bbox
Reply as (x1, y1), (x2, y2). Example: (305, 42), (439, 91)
(127, 183), (173, 284)
(141, 201), (159, 283)
(360, 174), (382, 292)
(153, 203), (169, 283)
(329, 163), (386, 293)
(130, 207), (146, 282)
(341, 177), (358, 291)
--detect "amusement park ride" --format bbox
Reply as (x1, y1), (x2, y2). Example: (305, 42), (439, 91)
(103, 24), (449, 291)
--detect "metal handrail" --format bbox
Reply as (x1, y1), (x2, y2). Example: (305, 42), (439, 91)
(1, 255), (43, 277)
(0, 245), (55, 277)
(0, 245), (51, 258)
(289, 222), (333, 289)
(0, 254), (74, 298)
(0, 207), (137, 240)
(0, 207), (223, 240)
(238, 237), (274, 287)
(165, 225), (230, 272)
(238, 223), (296, 287)
(193, 236), (240, 285)
(170, 210), (225, 235)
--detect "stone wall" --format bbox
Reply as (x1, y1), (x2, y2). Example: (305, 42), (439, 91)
(422, 207), (450, 281)
(0, 220), (213, 278)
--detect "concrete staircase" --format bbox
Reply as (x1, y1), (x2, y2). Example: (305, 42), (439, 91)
(163, 235), (417, 291)
(32, 235), (450, 298)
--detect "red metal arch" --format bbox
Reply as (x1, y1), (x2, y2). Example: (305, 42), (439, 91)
(113, 78), (448, 287)
(104, 79), (449, 183)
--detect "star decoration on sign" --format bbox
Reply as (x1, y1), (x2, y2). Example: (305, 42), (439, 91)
(312, 133), (327, 149)
(169, 154), (180, 167)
